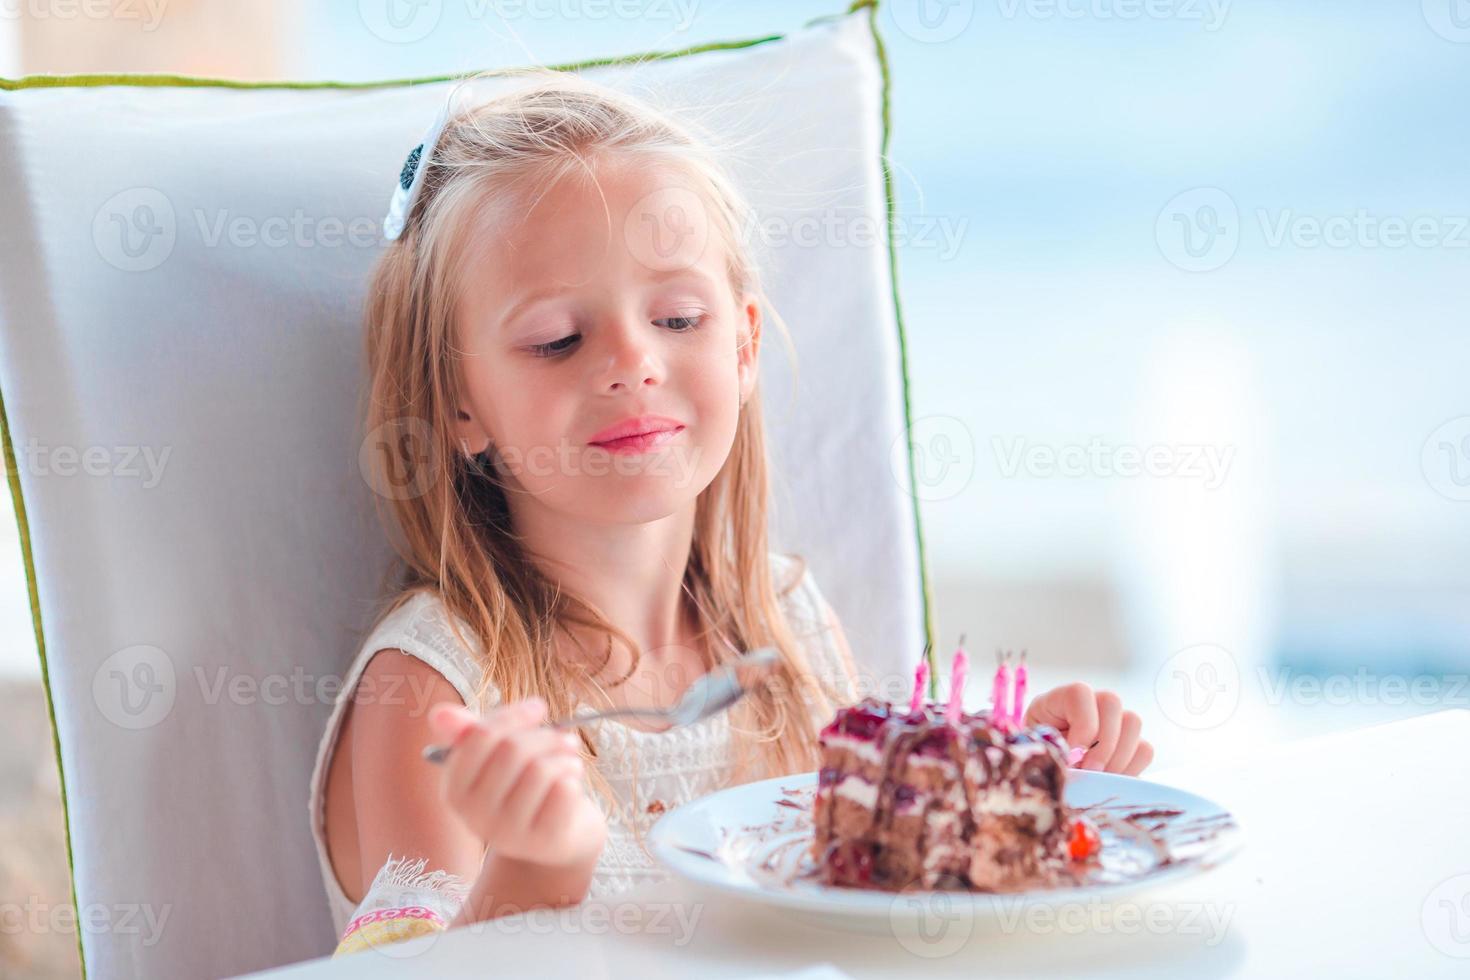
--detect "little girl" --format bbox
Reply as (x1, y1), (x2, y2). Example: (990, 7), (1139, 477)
(309, 70), (1154, 957)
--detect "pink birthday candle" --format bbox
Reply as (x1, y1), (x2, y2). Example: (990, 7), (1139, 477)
(908, 657), (929, 716)
(945, 639), (968, 725)
(1010, 650), (1028, 727)
(990, 650), (1011, 731)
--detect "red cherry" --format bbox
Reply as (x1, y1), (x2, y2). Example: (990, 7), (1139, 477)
(1068, 817), (1101, 861)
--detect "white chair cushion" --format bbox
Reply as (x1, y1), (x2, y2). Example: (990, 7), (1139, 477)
(0, 6), (929, 976)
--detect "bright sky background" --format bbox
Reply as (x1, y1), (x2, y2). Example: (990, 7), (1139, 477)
(3, 1), (1467, 683)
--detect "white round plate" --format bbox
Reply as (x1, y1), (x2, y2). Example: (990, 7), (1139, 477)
(647, 769), (1243, 926)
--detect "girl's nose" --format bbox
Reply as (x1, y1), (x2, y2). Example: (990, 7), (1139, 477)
(596, 318), (665, 392)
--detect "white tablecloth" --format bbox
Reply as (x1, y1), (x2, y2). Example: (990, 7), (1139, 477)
(247, 709), (1470, 979)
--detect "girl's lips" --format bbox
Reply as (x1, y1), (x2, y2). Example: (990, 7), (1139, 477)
(589, 426), (684, 455)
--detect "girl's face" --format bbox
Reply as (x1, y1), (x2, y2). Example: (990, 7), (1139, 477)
(452, 159), (761, 525)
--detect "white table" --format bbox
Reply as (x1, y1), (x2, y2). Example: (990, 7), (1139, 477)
(249, 709), (1470, 979)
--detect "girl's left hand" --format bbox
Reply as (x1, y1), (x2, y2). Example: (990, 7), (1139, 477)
(1023, 683), (1154, 776)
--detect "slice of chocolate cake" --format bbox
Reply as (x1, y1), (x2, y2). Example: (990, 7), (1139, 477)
(810, 695), (1074, 891)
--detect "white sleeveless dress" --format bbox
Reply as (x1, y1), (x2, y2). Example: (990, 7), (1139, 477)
(308, 551), (857, 939)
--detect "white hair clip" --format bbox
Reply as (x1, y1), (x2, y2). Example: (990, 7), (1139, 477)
(382, 79), (502, 242)
(382, 106), (449, 242)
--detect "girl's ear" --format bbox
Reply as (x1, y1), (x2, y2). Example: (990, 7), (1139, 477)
(736, 295), (762, 406)
(454, 406), (492, 458)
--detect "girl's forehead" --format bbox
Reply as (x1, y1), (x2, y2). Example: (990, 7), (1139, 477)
(461, 162), (733, 310)
(483, 160), (706, 249)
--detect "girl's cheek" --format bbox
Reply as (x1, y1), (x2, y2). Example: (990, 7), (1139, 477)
(685, 330), (741, 380)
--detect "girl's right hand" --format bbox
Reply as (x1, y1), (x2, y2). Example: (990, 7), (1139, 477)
(427, 698), (607, 870)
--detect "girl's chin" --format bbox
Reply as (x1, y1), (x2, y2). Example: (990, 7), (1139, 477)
(576, 445), (704, 490)
(569, 474), (709, 520)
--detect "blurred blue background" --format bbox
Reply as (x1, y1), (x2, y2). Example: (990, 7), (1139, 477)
(3, 0), (1468, 759)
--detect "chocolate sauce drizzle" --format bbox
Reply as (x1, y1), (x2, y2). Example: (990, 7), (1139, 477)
(667, 698), (1239, 897)
(702, 780), (1239, 895)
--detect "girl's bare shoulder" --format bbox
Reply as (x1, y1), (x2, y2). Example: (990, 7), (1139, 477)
(354, 588), (498, 711)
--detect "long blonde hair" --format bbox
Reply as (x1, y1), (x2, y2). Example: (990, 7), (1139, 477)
(360, 69), (845, 830)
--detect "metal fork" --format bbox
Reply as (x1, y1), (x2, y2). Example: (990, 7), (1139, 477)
(422, 646), (779, 764)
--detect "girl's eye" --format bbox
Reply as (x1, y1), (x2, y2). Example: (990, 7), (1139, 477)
(526, 314), (701, 357)
(655, 314), (704, 331)
(528, 334), (580, 357)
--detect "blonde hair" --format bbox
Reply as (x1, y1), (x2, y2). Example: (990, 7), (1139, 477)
(359, 69), (847, 835)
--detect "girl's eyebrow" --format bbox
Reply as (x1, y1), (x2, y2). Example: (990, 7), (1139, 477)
(498, 288), (563, 330)
(499, 268), (721, 330)
(648, 267), (719, 292)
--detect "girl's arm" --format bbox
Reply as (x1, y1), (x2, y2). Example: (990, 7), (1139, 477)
(341, 651), (605, 947)
(426, 699), (607, 924)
